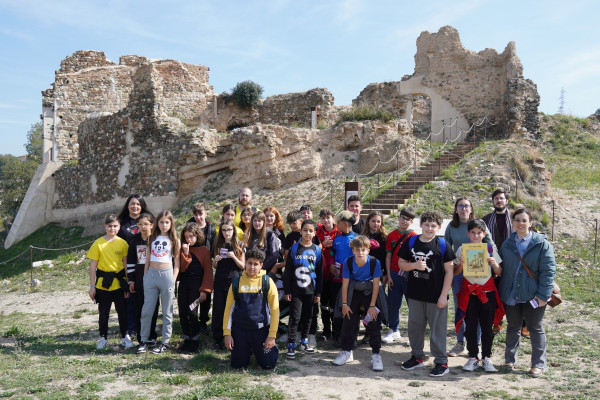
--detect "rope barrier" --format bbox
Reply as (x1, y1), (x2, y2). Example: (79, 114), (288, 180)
(30, 241), (95, 252)
(0, 248), (30, 265)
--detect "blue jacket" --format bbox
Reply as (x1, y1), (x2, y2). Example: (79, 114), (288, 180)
(498, 232), (556, 304)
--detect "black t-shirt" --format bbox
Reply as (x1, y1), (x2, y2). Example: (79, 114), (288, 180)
(119, 216), (139, 241)
(397, 236), (456, 303)
(126, 233), (149, 288)
(366, 232), (387, 276)
(282, 231), (320, 251)
(352, 218), (365, 234)
(214, 243), (242, 290)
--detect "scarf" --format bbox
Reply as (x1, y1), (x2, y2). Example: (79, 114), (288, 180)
(487, 211), (513, 244)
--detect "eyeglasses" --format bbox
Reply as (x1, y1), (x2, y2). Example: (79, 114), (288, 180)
(138, 223), (152, 227)
(457, 205), (471, 210)
(399, 216), (413, 222)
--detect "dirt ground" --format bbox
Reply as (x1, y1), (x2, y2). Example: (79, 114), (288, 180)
(0, 288), (563, 399)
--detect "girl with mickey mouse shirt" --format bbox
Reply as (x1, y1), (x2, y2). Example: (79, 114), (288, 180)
(137, 210), (180, 354)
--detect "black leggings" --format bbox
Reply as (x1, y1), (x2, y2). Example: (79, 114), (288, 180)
(178, 280), (202, 339)
(96, 288), (127, 339)
(211, 287), (229, 341)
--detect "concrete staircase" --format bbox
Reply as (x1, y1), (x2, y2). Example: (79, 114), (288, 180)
(362, 141), (479, 216)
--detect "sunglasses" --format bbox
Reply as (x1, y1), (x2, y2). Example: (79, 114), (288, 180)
(457, 204), (471, 210)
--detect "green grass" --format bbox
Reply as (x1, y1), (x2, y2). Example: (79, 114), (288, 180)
(336, 105), (396, 124)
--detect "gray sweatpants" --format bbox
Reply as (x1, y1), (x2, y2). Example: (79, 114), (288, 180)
(407, 298), (448, 365)
(141, 267), (175, 344)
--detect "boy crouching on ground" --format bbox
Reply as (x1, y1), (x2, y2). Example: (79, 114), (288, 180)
(223, 248), (279, 369)
(332, 235), (386, 371)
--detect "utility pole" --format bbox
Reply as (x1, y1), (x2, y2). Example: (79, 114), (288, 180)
(558, 88), (565, 115)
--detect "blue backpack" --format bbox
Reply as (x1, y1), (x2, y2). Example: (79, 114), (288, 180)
(408, 235), (446, 257)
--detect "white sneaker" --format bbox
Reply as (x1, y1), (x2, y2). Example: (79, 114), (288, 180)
(382, 329), (401, 344)
(371, 353), (384, 371)
(482, 357), (497, 373)
(121, 334), (135, 348)
(448, 341), (465, 357)
(463, 357), (480, 371)
(308, 334), (317, 349)
(332, 350), (354, 366)
(96, 337), (108, 350)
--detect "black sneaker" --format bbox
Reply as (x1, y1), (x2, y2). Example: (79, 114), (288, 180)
(401, 356), (425, 370)
(430, 363), (449, 377)
(177, 339), (191, 354)
(136, 343), (148, 354)
(151, 343), (170, 354)
(286, 343), (296, 359)
(188, 340), (199, 353)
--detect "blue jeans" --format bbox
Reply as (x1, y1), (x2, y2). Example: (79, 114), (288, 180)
(452, 273), (481, 343)
(387, 270), (407, 331)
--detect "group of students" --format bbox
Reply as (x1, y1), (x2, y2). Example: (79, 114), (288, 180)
(87, 189), (555, 377)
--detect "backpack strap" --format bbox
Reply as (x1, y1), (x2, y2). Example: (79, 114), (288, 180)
(369, 256), (377, 278)
(261, 274), (270, 300)
(439, 237), (446, 256)
(232, 276), (241, 303)
(346, 257), (353, 276)
(391, 231), (411, 259)
(408, 235), (418, 251)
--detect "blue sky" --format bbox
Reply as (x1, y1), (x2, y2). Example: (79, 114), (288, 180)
(1, 0), (599, 156)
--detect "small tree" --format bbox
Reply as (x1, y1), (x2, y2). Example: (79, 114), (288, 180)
(227, 80), (264, 108)
(25, 122), (43, 163)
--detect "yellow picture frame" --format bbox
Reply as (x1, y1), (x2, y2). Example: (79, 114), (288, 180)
(462, 243), (488, 277)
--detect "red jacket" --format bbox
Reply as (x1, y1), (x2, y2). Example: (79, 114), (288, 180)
(455, 277), (505, 333)
(316, 224), (339, 279)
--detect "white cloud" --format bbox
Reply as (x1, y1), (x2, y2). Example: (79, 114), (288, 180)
(0, 104), (18, 109)
(552, 48), (600, 86)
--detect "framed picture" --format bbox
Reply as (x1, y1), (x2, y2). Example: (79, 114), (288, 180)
(462, 243), (488, 277)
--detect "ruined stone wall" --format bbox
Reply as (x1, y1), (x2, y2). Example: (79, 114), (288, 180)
(413, 26), (522, 129)
(258, 88), (335, 127)
(151, 60), (214, 127)
(353, 26), (539, 137)
(505, 78), (540, 137)
(51, 51), (140, 161)
(353, 82), (408, 117)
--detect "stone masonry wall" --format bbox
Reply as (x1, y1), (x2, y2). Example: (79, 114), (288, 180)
(413, 26), (522, 129)
(51, 51), (139, 161)
(353, 82), (408, 117)
(258, 88), (335, 127)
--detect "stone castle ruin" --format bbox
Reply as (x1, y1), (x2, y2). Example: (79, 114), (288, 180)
(5, 26), (540, 247)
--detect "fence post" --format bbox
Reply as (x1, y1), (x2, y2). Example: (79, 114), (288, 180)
(515, 170), (518, 203)
(594, 219), (598, 265)
(552, 200), (555, 241)
(29, 245), (33, 289)
(413, 135), (417, 188)
(330, 181), (334, 210)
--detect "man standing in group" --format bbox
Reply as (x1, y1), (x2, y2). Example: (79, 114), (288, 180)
(234, 187), (257, 228)
(481, 188), (513, 251)
(347, 195), (365, 234)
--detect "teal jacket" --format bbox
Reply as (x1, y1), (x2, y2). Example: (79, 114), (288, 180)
(498, 232), (556, 304)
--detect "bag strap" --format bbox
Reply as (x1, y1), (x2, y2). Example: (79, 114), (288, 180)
(232, 276), (240, 302)
(346, 257), (353, 275)
(514, 250), (538, 281)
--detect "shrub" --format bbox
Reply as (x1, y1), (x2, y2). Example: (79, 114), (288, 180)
(337, 105), (395, 124)
(224, 80), (264, 108)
